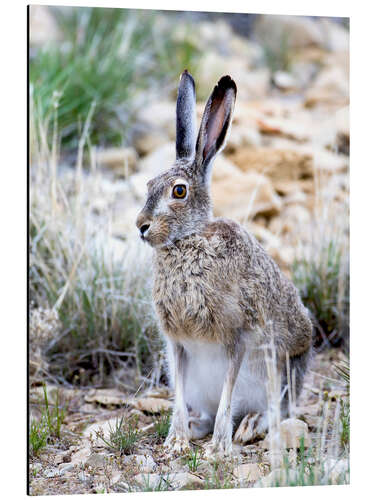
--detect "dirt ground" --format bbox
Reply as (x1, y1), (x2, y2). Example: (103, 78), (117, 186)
(28, 347), (349, 495)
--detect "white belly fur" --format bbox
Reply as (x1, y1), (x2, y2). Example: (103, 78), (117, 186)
(165, 337), (268, 419)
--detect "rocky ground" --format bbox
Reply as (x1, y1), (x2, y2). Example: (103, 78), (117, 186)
(29, 348), (349, 495)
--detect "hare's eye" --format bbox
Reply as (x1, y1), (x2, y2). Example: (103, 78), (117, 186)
(172, 184), (187, 199)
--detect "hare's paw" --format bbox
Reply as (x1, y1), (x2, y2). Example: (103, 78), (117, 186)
(204, 438), (232, 459)
(164, 431), (190, 453)
(233, 413), (268, 444)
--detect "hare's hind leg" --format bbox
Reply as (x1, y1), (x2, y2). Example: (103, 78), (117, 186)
(205, 334), (245, 457)
(164, 341), (190, 452)
(233, 412), (268, 444)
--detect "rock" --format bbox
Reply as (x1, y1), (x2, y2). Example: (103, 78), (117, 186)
(53, 454), (65, 465)
(237, 68), (271, 101)
(137, 142), (175, 176)
(273, 71), (299, 91)
(323, 458), (349, 484)
(227, 148), (313, 181)
(123, 454), (156, 473)
(83, 418), (121, 445)
(290, 61), (319, 88)
(319, 18), (349, 52)
(198, 52), (270, 100)
(29, 5), (61, 46)
(196, 20), (233, 51)
(314, 105), (349, 155)
(305, 66), (349, 108)
(110, 470), (123, 486)
(32, 462), (42, 473)
(59, 463), (74, 473)
(134, 130), (170, 156)
(233, 463), (263, 482)
(280, 418), (311, 448)
(134, 473), (165, 490)
(211, 170), (282, 220)
(273, 179), (314, 197)
(85, 388), (127, 407)
(111, 205), (144, 239)
(78, 471), (90, 482)
(225, 125), (262, 152)
(44, 467), (61, 478)
(268, 205), (311, 237)
(283, 190), (307, 205)
(127, 173), (151, 201)
(254, 15), (325, 50)
(255, 467), (307, 487)
(170, 472), (204, 490)
(86, 453), (108, 468)
(312, 149), (348, 174)
(96, 147), (138, 176)
(256, 115), (312, 142)
(144, 386), (171, 399)
(137, 101), (175, 139)
(211, 156), (241, 182)
(262, 418), (311, 450)
(70, 446), (91, 467)
(133, 397), (172, 414)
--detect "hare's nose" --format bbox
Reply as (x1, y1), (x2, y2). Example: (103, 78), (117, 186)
(140, 224), (150, 237)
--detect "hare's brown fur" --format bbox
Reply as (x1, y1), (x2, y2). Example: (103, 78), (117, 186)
(153, 217), (312, 356)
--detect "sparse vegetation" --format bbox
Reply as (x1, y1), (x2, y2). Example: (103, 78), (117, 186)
(29, 417), (49, 455)
(41, 383), (66, 439)
(96, 415), (140, 454)
(204, 460), (232, 489)
(292, 239), (349, 349)
(29, 384), (66, 455)
(261, 32), (292, 73)
(154, 409), (171, 440)
(185, 447), (202, 472)
(29, 97), (161, 385)
(30, 6), (201, 152)
(133, 474), (172, 492)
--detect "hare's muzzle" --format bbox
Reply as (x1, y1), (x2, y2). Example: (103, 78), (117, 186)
(136, 212), (152, 240)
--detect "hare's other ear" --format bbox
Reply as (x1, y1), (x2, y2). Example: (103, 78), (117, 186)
(195, 75), (236, 177)
(176, 70), (196, 160)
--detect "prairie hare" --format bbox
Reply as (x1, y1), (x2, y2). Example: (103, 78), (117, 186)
(136, 71), (312, 456)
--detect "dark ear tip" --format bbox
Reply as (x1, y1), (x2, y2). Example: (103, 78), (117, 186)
(179, 69), (195, 91)
(180, 69), (193, 80)
(217, 75), (237, 95)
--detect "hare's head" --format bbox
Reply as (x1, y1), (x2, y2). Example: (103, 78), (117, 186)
(136, 71), (236, 248)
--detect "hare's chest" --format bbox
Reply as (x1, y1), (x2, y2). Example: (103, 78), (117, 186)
(153, 249), (221, 340)
(153, 245), (242, 341)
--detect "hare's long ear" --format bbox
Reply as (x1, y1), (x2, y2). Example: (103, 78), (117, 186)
(176, 70), (196, 161)
(195, 75), (236, 179)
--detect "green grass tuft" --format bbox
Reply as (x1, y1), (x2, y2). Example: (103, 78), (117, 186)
(185, 447), (202, 472)
(30, 6), (201, 152)
(29, 418), (49, 456)
(96, 415), (140, 454)
(154, 409), (171, 440)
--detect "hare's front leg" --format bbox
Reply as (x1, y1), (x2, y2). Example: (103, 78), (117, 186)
(205, 336), (245, 457)
(164, 341), (190, 452)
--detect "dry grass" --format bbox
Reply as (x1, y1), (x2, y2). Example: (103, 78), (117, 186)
(29, 96), (161, 389)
